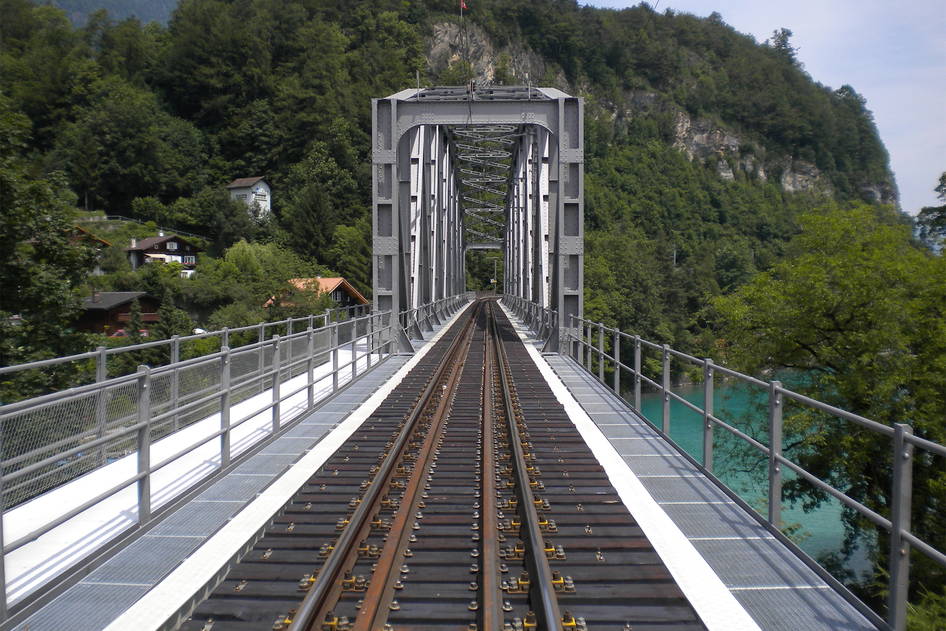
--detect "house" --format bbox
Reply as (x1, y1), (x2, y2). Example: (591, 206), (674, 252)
(226, 177), (271, 219)
(75, 291), (161, 335)
(264, 277), (369, 310)
(126, 234), (200, 276)
(292, 277), (368, 308)
(69, 226), (111, 275)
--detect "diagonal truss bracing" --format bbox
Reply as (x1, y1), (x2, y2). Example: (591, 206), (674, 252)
(372, 86), (583, 350)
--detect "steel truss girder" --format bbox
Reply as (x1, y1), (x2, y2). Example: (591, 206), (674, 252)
(372, 88), (583, 349)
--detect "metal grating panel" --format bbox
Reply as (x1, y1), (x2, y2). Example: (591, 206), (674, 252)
(149, 501), (241, 537)
(196, 475), (271, 502)
(599, 424), (661, 441)
(692, 538), (828, 588)
(660, 502), (772, 539)
(82, 536), (203, 584)
(232, 453), (299, 475)
(19, 583), (151, 631)
(642, 476), (735, 504)
(732, 586), (875, 631)
(623, 453), (699, 476)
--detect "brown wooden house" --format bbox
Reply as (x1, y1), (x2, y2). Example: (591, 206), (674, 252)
(76, 292), (161, 335)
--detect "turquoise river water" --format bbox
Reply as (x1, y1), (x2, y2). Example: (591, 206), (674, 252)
(636, 382), (872, 579)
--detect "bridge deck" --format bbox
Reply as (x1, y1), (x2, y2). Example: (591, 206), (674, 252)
(9, 304), (877, 631)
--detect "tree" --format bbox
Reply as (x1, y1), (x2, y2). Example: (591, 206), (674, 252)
(325, 217), (371, 296)
(0, 95), (94, 378)
(127, 298), (144, 343)
(916, 171), (946, 247)
(712, 204), (946, 605)
(768, 28), (798, 64)
(51, 76), (206, 211)
(277, 142), (360, 264)
(154, 293), (194, 340)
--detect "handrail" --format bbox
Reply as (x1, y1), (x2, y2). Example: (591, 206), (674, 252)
(0, 304), (371, 379)
(0, 294), (469, 618)
(501, 293), (946, 631)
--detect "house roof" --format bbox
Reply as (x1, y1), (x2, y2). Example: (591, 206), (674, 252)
(289, 277), (369, 305)
(126, 235), (199, 252)
(70, 225), (112, 247)
(82, 292), (153, 311)
(226, 177), (267, 189)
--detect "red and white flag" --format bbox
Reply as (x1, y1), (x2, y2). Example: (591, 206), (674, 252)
(460, 0), (468, 10)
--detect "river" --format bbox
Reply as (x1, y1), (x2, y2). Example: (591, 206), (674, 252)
(637, 382), (872, 580)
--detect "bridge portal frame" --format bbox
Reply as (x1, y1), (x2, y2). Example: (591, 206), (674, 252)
(372, 87), (583, 350)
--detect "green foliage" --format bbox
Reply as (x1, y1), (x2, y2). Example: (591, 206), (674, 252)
(0, 94), (94, 377)
(916, 171), (946, 247)
(712, 204), (946, 602)
(50, 76), (206, 211)
(909, 585), (946, 630)
(438, 59), (475, 85)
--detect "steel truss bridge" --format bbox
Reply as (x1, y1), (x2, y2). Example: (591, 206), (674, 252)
(372, 86), (583, 351)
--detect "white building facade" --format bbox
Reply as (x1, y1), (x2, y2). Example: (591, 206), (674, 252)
(226, 177), (271, 219)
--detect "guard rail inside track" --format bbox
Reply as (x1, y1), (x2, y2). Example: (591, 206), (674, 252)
(181, 298), (705, 631)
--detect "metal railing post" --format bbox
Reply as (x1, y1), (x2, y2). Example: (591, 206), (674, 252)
(613, 331), (620, 395)
(584, 323), (591, 371)
(661, 345), (671, 434)
(569, 315), (577, 360)
(351, 320), (358, 380)
(257, 323), (265, 393)
(306, 325), (315, 409)
(136, 365), (151, 524)
(887, 423), (914, 631)
(634, 336), (642, 411)
(768, 381), (783, 528)
(703, 359), (714, 472)
(95, 346), (108, 465)
(331, 324), (339, 392)
(272, 336), (281, 433)
(0, 467), (5, 620)
(170, 335), (180, 432)
(598, 323), (605, 383)
(220, 347), (231, 468)
(222, 327), (229, 350)
(367, 314), (374, 369)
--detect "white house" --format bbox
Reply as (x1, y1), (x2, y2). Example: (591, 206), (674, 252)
(226, 177), (271, 219)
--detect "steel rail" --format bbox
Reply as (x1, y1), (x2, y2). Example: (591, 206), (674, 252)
(350, 304), (479, 631)
(479, 311), (504, 631)
(287, 304), (481, 631)
(490, 302), (564, 630)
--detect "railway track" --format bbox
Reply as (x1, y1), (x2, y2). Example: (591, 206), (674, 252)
(183, 299), (705, 631)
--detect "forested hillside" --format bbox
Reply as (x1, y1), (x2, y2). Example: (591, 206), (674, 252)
(3, 0), (898, 351)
